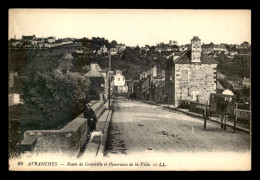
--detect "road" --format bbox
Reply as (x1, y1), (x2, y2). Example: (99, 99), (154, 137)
(104, 97), (250, 156)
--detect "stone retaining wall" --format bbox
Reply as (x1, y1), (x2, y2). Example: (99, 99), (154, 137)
(21, 101), (105, 156)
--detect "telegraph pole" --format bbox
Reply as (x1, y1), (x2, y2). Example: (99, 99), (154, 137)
(108, 49), (111, 109)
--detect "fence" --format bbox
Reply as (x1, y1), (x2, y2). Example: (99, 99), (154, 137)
(189, 101), (207, 115)
(178, 100), (251, 132)
(236, 108), (251, 129)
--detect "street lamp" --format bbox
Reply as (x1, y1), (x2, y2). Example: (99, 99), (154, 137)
(108, 49), (111, 109)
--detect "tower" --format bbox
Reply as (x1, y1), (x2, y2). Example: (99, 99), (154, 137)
(191, 36), (201, 63)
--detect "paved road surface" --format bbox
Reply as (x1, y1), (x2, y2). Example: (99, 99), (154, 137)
(104, 97), (250, 156)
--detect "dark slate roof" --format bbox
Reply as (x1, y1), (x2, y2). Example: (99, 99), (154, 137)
(174, 49), (218, 64)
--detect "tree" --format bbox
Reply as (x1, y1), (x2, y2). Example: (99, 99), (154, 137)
(110, 40), (118, 48)
(12, 51), (91, 129)
(134, 45), (140, 51)
(149, 46), (156, 52)
(21, 70), (90, 129)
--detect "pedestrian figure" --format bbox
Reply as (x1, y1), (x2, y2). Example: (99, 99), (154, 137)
(84, 103), (98, 136)
(220, 114), (227, 130)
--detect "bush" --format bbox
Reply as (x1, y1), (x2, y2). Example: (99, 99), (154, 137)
(21, 70), (90, 129)
(178, 100), (190, 109)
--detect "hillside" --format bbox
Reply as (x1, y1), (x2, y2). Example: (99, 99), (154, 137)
(213, 53), (250, 81)
(92, 49), (168, 80)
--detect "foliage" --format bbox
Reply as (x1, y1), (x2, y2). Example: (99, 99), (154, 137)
(21, 70), (90, 129)
(9, 50), (91, 129)
(214, 53), (250, 80)
(71, 55), (91, 72)
(110, 40), (118, 48)
(233, 86), (250, 105)
(8, 119), (21, 158)
(178, 100), (190, 109)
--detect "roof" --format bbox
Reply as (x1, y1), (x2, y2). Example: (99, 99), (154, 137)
(216, 80), (224, 90)
(84, 69), (104, 77)
(174, 49), (218, 64)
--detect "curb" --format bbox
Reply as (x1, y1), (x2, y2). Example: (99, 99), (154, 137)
(140, 100), (250, 134)
(96, 109), (113, 158)
(174, 108), (250, 134)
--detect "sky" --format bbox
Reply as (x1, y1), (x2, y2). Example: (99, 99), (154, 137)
(8, 9), (251, 47)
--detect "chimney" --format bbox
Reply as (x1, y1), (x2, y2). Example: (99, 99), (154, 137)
(191, 36), (201, 63)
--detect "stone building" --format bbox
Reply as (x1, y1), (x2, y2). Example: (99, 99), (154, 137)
(165, 36), (218, 106)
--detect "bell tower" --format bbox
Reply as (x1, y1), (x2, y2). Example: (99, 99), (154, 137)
(191, 36), (201, 63)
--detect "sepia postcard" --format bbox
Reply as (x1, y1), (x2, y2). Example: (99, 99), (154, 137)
(8, 9), (251, 171)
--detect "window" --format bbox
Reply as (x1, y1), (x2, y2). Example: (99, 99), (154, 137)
(181, 70), (188, 81)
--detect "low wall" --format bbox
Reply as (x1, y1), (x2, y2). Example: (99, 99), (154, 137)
(189, 101), (206, 114)
(21, 101), (105, 156)
(188, 101), (251, 122)
(236, 109), (251, 122)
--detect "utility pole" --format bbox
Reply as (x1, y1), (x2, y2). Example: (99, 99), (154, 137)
(108, 49), (111, 109)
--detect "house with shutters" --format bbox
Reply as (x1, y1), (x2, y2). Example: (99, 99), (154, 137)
(113, 70), (128, 94)
(165, 36), (218, 106)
